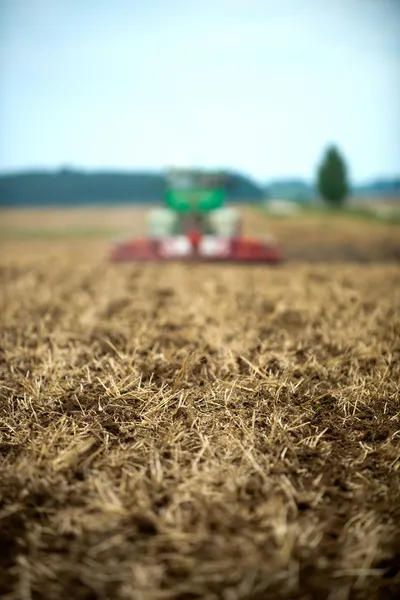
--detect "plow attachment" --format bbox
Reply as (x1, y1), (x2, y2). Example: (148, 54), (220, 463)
(110, 234), (283, 264)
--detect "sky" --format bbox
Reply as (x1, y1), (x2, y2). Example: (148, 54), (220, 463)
(0, 0), (399, 183)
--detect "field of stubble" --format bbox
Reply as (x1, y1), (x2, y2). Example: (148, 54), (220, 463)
(1, 206), (400, 600)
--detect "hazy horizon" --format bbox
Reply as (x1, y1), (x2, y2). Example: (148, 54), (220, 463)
(1, 0), (399, 184)
(1, 164), (399, 189)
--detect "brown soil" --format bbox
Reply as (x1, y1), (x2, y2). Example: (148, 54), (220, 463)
(0, 209), (400, 600)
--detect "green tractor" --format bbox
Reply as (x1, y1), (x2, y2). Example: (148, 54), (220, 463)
(110, 167), (283, 263)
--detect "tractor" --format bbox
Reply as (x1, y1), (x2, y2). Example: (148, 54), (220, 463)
(109, 168), (283, 263)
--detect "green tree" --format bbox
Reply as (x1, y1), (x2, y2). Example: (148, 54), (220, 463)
(317, 145), (350, 206)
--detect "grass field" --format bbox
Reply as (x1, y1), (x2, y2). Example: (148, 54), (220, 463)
(1, 206), (400, 600)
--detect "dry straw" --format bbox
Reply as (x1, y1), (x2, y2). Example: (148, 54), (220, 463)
(0, 226), (399, 599)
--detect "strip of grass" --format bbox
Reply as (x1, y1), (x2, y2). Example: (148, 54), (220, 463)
(307, 204), (400, 224)
(260, 202), (400, 225)
(0, 227), (120, 240)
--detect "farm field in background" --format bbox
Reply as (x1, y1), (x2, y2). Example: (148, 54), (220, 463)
(1, 205), (400, 600)
(1, 202), (400, 262)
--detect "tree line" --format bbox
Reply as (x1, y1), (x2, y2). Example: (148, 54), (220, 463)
(0, 170), (265, 208)
(0, 148), (398, 208)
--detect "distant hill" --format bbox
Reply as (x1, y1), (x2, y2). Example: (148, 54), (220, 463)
(351, 178), (400, 199)
(265, 177), (400, 202)
(266, 179), (315, 203)
(0, 169), (264, 208)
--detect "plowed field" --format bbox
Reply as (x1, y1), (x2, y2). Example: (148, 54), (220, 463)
(1, 207), (399, 600)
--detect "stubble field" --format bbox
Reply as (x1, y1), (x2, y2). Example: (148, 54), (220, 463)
(1, 206), (400, 600)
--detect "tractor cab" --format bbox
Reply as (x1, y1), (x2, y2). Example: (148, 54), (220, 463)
(147, 168), (240, 239)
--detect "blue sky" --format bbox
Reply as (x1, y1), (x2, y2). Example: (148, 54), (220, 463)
(1, 0), (399, 183)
